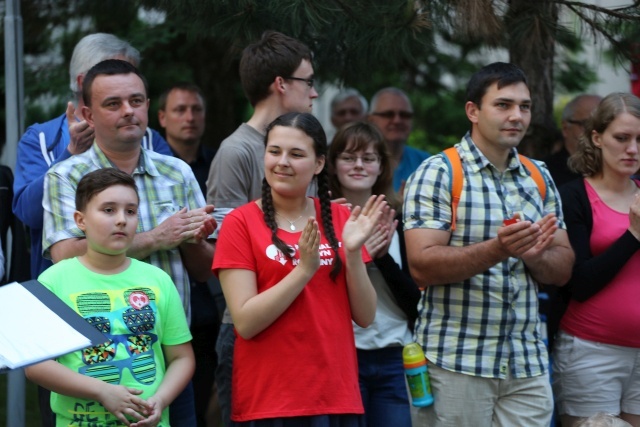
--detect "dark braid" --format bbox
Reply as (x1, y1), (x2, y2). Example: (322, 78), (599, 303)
(317, 169), (343, 281)
(261, 178), (293, 259)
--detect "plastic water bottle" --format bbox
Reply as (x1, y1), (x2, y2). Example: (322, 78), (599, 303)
(402, 342), (434, 407)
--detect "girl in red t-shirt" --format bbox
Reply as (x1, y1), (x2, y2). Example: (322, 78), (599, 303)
(213, 112), (388, 426)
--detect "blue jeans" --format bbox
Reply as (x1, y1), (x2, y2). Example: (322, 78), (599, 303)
(216, 322), (236, 426)
(357, 347), (411, 427)
(170, 380), (198, 426)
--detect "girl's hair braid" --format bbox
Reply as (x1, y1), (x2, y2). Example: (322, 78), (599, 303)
(317, 169), (343, 281)
(261, 177), (293, 259)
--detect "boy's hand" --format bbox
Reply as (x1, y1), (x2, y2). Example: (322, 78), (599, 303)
(97, 385), (151, 425)
(130, 396), (164, 427)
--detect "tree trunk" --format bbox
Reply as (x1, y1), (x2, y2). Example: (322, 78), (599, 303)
(507, 0), (559, 159)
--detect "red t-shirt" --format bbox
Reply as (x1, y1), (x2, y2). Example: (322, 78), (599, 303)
(212, 198), (369, 421)
(561, 180), (640, 347)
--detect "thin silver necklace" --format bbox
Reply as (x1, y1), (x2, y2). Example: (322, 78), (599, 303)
(276, 211), (304, 231)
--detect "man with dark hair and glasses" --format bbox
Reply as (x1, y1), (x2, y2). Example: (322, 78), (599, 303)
(368, 87), (430, 193)
(545, 94), (602, 187)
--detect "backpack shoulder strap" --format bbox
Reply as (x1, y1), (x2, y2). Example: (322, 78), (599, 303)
(442, 147), (463, 231)
(518, 155), (547, 203)
(442, 150), (547, 232)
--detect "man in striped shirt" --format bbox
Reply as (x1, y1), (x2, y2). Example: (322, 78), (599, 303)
(403, 62), (574, 426)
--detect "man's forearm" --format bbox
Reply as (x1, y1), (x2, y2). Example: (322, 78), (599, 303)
(126, 230), (162, 260)
(50, 238), (87, 263)
(524, 245), (574, 286)
(410, 238), (508, 287)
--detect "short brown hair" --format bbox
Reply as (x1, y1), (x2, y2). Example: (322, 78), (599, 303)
(158, 82), (206, 111)
(569, 93), (640, 177)
(76, 168), (139, 212)
(239, 31), (312, 106)
(328, 121), (398, 209)
(82, 59), (148, 107)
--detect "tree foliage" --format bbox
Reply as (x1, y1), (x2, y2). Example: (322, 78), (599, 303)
(151, 0), (640, 156)
(3, 0), (639, 158)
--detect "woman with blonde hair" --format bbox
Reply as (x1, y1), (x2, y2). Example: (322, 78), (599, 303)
(553, 93), (640, 427)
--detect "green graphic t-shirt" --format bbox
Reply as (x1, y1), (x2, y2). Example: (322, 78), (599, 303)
(38, 257), (192, 426)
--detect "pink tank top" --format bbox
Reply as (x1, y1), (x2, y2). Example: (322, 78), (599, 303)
(561, 180), (640, 347)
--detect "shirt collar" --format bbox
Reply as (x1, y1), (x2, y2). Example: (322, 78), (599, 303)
(461, 132), (528, 177)
(89, 143), (159, 177)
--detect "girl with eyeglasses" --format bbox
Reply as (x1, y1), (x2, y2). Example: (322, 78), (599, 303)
(212, 112), (388, 426)
(328, 121), (421, 427)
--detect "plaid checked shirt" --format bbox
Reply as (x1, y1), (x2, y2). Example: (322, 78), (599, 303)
(43, 143), (207, 321)
(403, 133), (564, 379)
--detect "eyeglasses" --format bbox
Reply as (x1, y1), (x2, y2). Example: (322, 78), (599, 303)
(284, 76), (315, 88)
(337, 153), (380, 164)
(567, 118), (588, 127)
(334, 108), (363, 117)
(371, 110), (414, 120)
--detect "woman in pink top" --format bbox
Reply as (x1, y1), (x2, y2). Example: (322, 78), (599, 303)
(553, 93), (640, 427)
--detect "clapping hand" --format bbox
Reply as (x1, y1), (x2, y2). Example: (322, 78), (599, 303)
(521, 213), (558, 262)
(498, 212), (558, 260)
(365, 207), (397, 259)
(297, 218), (321, 276)
(154, 205), (215, 250)
(342, 195), (388, 253)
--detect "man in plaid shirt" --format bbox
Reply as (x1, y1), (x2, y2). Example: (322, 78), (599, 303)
(403, 62), (574, 426)
(42, 59), (215, 426)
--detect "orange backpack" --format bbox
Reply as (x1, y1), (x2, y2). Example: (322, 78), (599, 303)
(442, 147), (547, 231)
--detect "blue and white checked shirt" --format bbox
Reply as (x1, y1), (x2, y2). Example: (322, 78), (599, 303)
(403, 133), (564, 379)
(43, 143), (207, 321)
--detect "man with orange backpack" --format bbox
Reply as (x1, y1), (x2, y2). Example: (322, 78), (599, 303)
(402, 62), (575, 426)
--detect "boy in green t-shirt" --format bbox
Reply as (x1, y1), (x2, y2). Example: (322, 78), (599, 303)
(26, 168), (195, 427)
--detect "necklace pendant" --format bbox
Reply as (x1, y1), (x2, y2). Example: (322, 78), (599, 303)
(290, 224), (296, 231)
